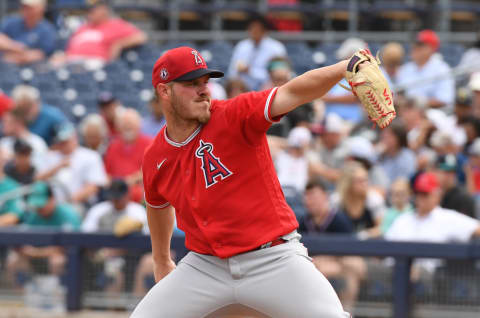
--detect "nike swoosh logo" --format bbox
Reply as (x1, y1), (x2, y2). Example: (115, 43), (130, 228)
(157, 159), (167, 170)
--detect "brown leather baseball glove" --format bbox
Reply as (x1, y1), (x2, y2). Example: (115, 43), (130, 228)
(341, 49), (396, 128)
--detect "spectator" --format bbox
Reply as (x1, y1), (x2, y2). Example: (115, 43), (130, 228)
(457, 34), (480, 86)
(53, 0), (146, 67)
(1, 107), (47, 168)
(381, 178), (413, 234)
(331, 161), (386, 239)
(469, 72), (480, 118)
(459, 117), (480, 156)
(4, 139), (36, 185)
(454, 87), (473, 124)
(97, 91), (123, 138)
(396, 30), (454, 110)
(82, 179), (147, 292)
(37, 122), (108, 207)
(321, 38), (367, 123)
(436, 154), (476, 218)
(380, 42), (405, 87)
(0, 148), (25, 227)
(262, 56), (294, 90)
(465, 138), (480, 197)
(385, 172), (480, 276)
(378, 122), (417, 186)
(0, 0), (57, 65)
(309, 113), (349, 187)
(141, 96), (166, 138)
(11, 85), (67, 146)
(298, 178), (364, 312)
(224, 78), (249, 99)
(6, 182), (80, 288)
(227, 15), (287, 90)
(0, 92), (14, 118)
(104, 109), (152, 190)
(79, 113), (109, 156)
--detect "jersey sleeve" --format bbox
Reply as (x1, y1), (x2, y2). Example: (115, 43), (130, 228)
(221, 87), (282, 144)
(142, 149), (170, 209)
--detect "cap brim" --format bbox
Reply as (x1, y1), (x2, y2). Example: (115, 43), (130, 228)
(174, 68), (224, 82)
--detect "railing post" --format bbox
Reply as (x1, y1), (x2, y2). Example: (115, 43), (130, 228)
(393, 257), (412, 318)
(66, 246), (84, 311)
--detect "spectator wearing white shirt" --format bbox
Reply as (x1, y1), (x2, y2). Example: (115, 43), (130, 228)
(82, 179), (147, 292)
(227, 15), (286, 91)
(36, 122), (108, 208)
(385, 172), (480, 274)
(396, 30), (454, 110)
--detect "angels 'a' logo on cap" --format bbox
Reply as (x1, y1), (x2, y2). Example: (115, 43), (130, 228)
(160, 68), (169, 80)
(191, 50), (203, 65)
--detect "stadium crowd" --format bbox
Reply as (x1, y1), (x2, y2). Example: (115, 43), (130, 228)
(1, 0), (480, 313)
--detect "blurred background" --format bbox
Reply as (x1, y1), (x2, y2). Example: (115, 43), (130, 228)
(0, 0), (480, 317)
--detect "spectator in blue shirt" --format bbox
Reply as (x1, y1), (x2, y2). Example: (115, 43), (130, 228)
(11, 85), (67, 146)
(0, 0), (57, 65)
(141, 96), (166, 138)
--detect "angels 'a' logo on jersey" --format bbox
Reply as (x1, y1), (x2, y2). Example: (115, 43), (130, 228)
(195, 140), (232, 188)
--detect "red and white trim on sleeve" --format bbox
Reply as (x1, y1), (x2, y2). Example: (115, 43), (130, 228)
(263, 87), (279, 123)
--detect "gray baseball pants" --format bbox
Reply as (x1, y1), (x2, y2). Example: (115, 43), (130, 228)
(130, 234), (350, 318)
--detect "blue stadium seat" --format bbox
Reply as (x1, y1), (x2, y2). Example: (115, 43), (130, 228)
(199, 41), (234, 74)
(285, 41), (315, 75)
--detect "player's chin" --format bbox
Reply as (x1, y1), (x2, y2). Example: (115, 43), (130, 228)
(197, 111), (211, 124)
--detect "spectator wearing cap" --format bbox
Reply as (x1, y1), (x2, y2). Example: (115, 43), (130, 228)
(4, 139), (36, 185)
(227, 15), (287, 91)
(378, 122), (417, 186)
(309, 113), (349, 187)
(385, 172), (480, 275)
(82, 179), (147, 292)
(0, 148), (25, 227)
(396, 30), (454, 110)
(78, 113), (109, 156)
(298, 178), (365, 312)
(262, 56), (294, 91)
(330, 161), (386, 239)
(1, 106), (47, 168)
(11, 85), (67, 146)
(104, 108), (152, 202)
(53, 0), (146, 67)
(97, 91), (123, 138)
(141, 95), (166, 138)
(345, 136), (389, 195)
(435, 154), (476, 218)
(0, 0), (57, 65)
(36, 123), (108, 207)
(321, 38), (367, 123)
(6, 182), (80, 288)
(454, 87), (473, 123)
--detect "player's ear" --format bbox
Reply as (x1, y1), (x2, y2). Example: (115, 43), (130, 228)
(156, 83), (171, 99)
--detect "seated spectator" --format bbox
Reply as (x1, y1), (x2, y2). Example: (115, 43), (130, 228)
(380, 42), (405, 87)
(37, 123), (108, 208)
(298, 178), (364, 312)
(79, 114), (109, 156)
(380, 178), (413, 234)
(4, 139), (36, 185)
(225, 78), (249, 99)
(385, 172), (480, 277)
(227, 15), (286, 91)
(82, 179), (147, 292)
(262, 56), (294, 90)
(378, 121), (417, 186)
(1, 107), (47, 168)
(322, 38), (367, 123)
(396, 30), (454, 110)
(6, 182), (80, 288)
(104, 108), (152, 201)
(0, 148), (25, 227)
(141, 96), (166, 138)
(331, 161), (386, 239)
(469, 72), (480, 118)
(0, 0), (56, 65)
(97, 91), (123, 138)
(436, 154), (476, 218)
(52, 0), (146, 67)
(11, 85), (67, 146)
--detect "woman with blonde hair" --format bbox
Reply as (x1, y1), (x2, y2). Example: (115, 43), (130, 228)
(331, 161), (386, 239)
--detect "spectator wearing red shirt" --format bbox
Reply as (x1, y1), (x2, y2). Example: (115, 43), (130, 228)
(52, 0), (146, 67)
(104, 108), (152, 201)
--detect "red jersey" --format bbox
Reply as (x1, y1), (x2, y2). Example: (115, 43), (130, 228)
(105, 134), (153, 178)
(142, 88), (298, 258)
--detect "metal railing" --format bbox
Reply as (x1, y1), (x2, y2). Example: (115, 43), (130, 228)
(0, 228), (479, 318)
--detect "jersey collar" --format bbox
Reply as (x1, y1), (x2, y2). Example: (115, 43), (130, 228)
(164, 125), (202, 147)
